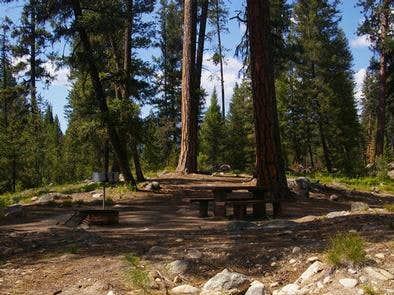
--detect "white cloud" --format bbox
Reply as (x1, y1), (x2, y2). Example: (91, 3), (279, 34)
(12, 55), (71, 88)
(350, 35), (371, 48)
(354, 68), (366, 111)
(43, 61), (71, 88)
(201, 53), (244, 113)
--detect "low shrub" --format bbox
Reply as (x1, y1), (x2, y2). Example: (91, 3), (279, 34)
(326, 232), (366, 266)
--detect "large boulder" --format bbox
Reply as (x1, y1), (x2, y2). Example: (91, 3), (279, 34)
(364, 267), (394, 281)
(326, 211), (350, 218)
(292, 177), (311, 198)
(168, 260), (190, 275)
(275, 283), (300, 295)
(296, 261), (325, 284)
(170, 285), (200, 295)
(245, 281), (265, 295)
(145, 181), (160, 192)
(202, 268), (250, 294)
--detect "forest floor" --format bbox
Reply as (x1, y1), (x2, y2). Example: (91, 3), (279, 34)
(0, 173), (393, 295)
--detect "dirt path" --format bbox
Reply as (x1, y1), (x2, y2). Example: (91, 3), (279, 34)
(0, 174), (393, 294)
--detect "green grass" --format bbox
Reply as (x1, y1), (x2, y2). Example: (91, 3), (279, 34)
(326, 232), (367, 267)
(0, 182), (102, 208)
(362, 284), (381, 295)
(124, 253), (151, 294)
(125, 252), (141, 267)
(384, 203), (394, 212)
(288, 172), (394, 195)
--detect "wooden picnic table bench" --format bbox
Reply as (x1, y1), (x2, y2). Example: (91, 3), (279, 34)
(189, 185), (272, 219)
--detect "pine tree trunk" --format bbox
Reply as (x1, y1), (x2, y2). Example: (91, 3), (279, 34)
(247, 0), (289, 217)
(132, 142), (145, 182)
(123, 0), (145, 181)
(177, 0), (198, 173)
(374, 2), (388, 159)
(215, 0), (225, 117)
(195, 0), (208, 87)
(1, 32), (8, 128)
(71, 0), (136, 186)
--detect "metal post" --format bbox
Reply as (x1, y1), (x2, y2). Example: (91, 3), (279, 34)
(102, 183), (106, 209)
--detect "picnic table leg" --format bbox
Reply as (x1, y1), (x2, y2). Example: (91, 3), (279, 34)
(213, 189), (227, 217)
(251, 190), (267, 219)
(273, 200), (282, 217)
(199, 200), (209, 218)
(233, 204), (247, 219)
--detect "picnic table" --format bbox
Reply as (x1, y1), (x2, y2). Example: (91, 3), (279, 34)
(189, 185), (273, 219)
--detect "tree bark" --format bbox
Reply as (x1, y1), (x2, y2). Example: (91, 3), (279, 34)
(30, 2), (38, 115)
(215, 0), (225, 118)
(247, 0), (289, 217)
(176, 0), (198, 173)
(374, 2), (389, 159)
(195, 0), (208, 89)
(123, 0), (145, 181)
(71, 0), (136, 186)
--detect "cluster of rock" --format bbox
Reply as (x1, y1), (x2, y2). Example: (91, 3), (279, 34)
(161, 249), (393, 295)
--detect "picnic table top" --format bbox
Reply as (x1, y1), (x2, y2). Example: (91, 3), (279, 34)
(189, 185), (266, 191)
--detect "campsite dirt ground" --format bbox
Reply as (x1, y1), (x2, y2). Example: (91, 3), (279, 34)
(0, 173), (393, 294)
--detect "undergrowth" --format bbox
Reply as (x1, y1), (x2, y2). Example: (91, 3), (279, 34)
(384, 203), (394, 212)
(288, 172), (394, 195)
(363, 284), (381, 295)
(326, 232), (366, 267)
(124, 253), (151, 294)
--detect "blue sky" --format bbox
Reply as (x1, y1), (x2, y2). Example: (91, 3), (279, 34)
(1, 0), (373, 132)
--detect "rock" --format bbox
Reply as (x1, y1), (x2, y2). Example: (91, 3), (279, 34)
(297, 261), (324, 284)
(270, 282), (279, 288)
(146, 181), (160, 192)
(326, 211), (350, 218)
(359, 276), (368, 284)
(278, 283), (299, 295)
(289, 259), (296, 264)
(202, 268), (250, 294)
(271, 262), (277, 267)
(4, 204), (24, 218)
(170, 285), (200, 295)
(348, 268), (357, 274)
(148, 245), (166, 255)
(293, 177), (311, 198)
(364, 267), (394, 281)
(107, 291), (115, 295)
(292, 247), (301, 254)
(36, 193), (71, 204)
(168, 260), (189, 275)
(375, 253), (385, 259)
(227, 220), (257, 232)
(187, 249), (202, 260)
(323, 276), (331, 284)
(329, 194), (339, 201)
(263, 219), (298, 230)
(92, 193), (103, 199)
(339, 278), (358, 288)
(388, 170), (394, 180)
(119, 173), (125, 182)
(245, 281), (265, 295)
(307, 256), (319, 263)
(219, 164), (231, 172)
(351, 202), (369, 212)
(388, 162), (394, 170)
(173, 276), (182, 284)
